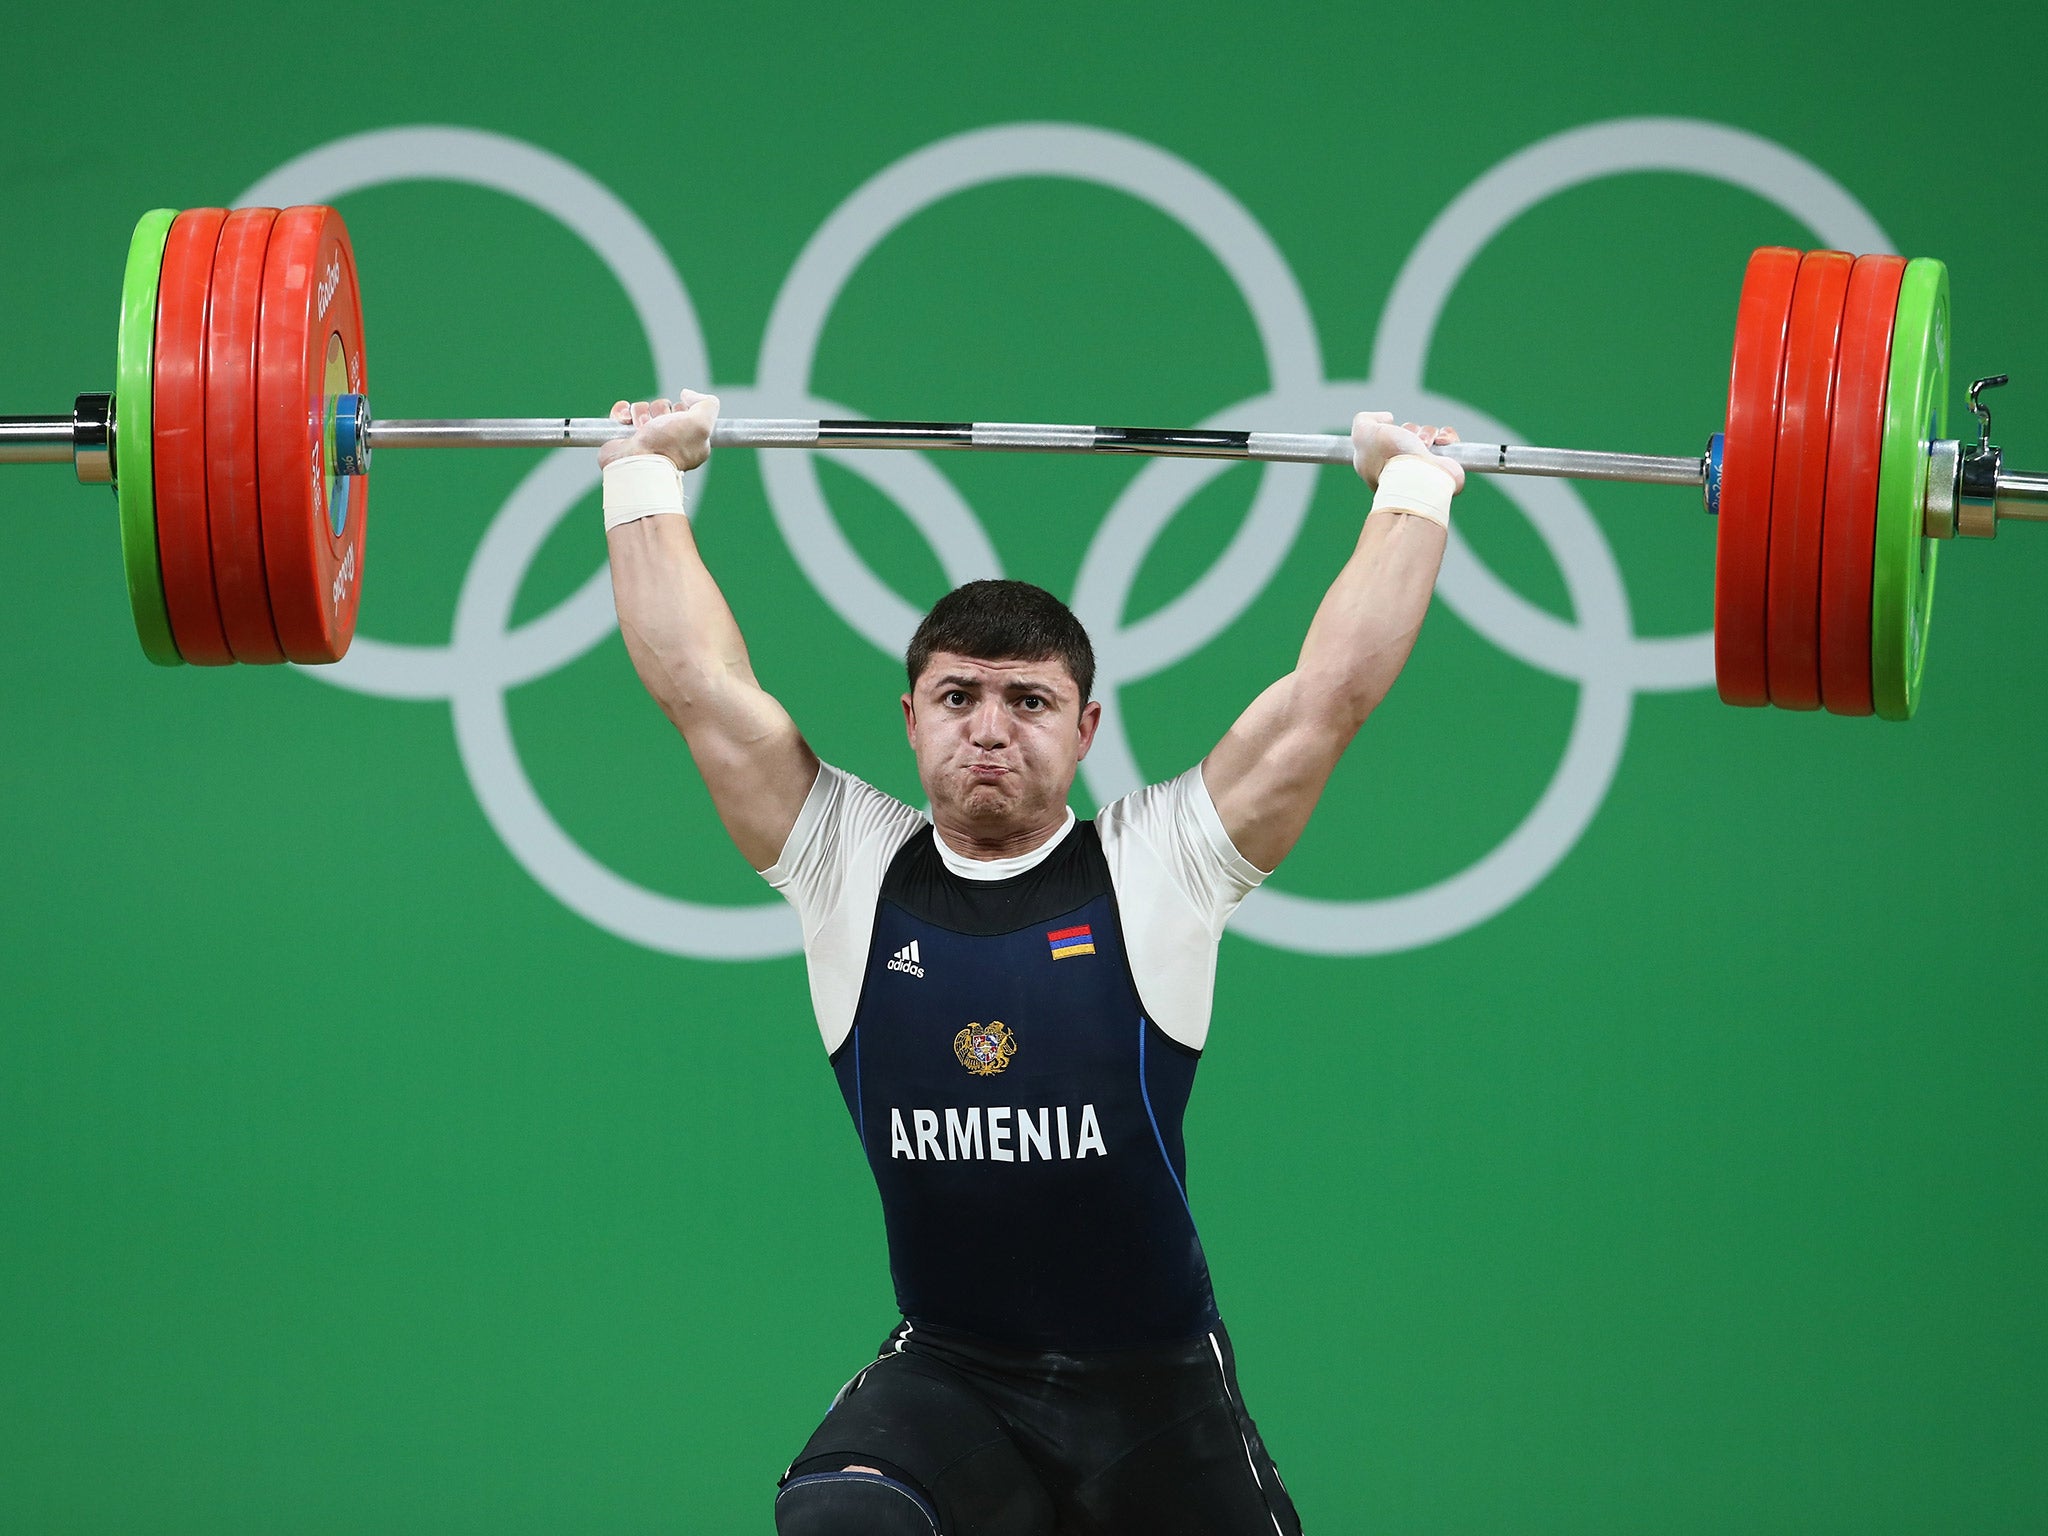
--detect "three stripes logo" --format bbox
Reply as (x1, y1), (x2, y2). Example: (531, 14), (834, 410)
(887, 940), (925, 978)
(1047, 925), (1096, 960)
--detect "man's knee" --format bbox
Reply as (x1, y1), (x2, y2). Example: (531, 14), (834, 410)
(775, 1465), (941, 1535)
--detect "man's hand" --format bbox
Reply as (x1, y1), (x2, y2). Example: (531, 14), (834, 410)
(599, 389), (720, 472)
(1350, 410), (1465, 493)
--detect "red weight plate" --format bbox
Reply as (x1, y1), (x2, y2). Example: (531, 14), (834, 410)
(206, 207), (285, 664)
(1764, 250), (1852, 711)
(1818, 254), (1907, 717)
(1715, 246), (1801, 708)
(255, 205), (368, 664)
(153, 208), (232, 665)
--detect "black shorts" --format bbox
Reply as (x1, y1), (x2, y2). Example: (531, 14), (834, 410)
(780, 1319), (1303, 1536)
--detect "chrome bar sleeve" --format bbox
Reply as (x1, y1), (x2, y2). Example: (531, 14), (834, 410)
(1449, 443), (1708, 486)
(0, 417), (77, 464)
(1994, 470), (2048, 521)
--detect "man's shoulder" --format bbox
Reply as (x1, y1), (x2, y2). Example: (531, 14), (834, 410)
(816, 765), (929, 857)
(1094, 762), (1266, 907)
(1092, 766), (1205, 841)
(765, 762), (926, 890)
(817, 761), (924, 821)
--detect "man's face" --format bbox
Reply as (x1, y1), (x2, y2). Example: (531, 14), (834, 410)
(903, 652), (1101, 832)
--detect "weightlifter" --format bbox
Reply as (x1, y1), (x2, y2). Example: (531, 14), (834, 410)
(598, 389), (1463, 1536)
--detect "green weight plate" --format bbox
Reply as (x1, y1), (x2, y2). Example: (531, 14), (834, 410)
(116, 208), (183, 666)
(1871, 257), (1948, 721)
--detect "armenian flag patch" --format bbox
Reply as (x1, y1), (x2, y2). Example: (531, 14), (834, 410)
(1046, 924), (1095, 960)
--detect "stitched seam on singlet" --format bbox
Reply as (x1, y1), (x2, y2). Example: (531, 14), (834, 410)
(852, 1026), (867, 1156)
(774, 1472), (939, 1532)
(1138, 1017), (1193, 1215)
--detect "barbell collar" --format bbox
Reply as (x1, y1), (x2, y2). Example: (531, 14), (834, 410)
(1926, 439), (1963, 538)
(72, 393), (112, 485)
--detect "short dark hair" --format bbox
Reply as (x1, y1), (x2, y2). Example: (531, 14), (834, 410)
(905, 580), (1096, 702)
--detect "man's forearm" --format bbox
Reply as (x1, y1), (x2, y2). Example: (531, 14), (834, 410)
(606, 513), (761, 727)
(1291, 507), (1448, 733)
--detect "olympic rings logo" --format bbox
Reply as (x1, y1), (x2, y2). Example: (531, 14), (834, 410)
(241, 119), (1892, 961)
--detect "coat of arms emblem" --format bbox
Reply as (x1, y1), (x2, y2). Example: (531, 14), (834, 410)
(953, 1021), (1017, 1076)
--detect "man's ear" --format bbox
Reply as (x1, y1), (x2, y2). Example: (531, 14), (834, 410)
(902, 692), (917, 748)
(1074, 698), (1103, 762)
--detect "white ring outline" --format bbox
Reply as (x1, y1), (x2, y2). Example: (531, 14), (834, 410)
(239, 118), (1893, 959)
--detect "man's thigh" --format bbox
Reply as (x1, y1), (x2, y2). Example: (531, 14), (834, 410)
(1063, 1398), (1303, 1536)
(781, 1353), (1055, 1536)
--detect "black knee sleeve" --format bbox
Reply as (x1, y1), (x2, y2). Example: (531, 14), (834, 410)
(776, 1467), (941, 1536)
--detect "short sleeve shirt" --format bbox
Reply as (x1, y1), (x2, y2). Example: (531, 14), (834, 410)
(762, 764), (1266, 1054)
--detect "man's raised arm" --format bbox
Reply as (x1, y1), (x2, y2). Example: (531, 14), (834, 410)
(600, 392), (819, 870)
(1201, 412), (1464, 873)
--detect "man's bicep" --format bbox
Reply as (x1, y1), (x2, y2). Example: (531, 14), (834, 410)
(1201, 674), (1351, 873)
(678, 682), (822, 870)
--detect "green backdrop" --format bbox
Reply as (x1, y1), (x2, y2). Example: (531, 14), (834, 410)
(4, 3), (2046, 1531)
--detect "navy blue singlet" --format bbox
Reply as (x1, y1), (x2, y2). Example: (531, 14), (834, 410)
(830, 821), (1219, 1351)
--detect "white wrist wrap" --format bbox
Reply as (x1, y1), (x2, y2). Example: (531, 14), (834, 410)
(1371, 452), (1457, 528)
(602, 453), (686, 531)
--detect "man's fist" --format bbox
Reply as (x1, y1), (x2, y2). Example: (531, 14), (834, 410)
(1350, 410), (1465, 493)
(599, 389), (720, 472)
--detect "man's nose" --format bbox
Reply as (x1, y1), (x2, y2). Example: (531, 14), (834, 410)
(971, 697), (1008, 747)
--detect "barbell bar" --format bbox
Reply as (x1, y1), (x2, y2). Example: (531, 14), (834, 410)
(3, 208), (2045, 719)
(12, 404), (2048, 492)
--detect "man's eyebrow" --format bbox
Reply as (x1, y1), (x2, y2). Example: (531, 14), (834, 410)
(930, 673), (1064, 697)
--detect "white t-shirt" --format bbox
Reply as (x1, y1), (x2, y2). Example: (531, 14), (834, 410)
(761, 764), (1267, 1055)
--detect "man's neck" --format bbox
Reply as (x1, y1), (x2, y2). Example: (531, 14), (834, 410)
(933, 809), (1071, 862)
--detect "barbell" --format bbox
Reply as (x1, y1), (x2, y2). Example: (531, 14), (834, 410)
(4, 207), (2045, 719)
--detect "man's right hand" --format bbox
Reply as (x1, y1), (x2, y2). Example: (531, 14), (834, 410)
(1349, 410), (1465, 493)
(599, 389), (720, 472)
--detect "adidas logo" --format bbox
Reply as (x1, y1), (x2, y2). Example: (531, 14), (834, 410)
(886, 940), (925, 979)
